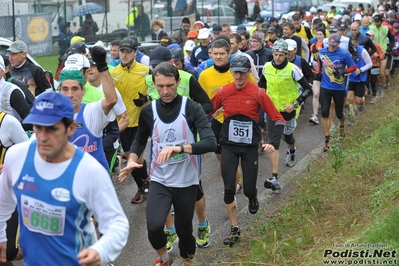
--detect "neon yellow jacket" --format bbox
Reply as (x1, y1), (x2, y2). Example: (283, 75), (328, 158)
(263, 62), (298, 112)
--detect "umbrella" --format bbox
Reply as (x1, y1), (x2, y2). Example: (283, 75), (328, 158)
(73, 3), (105, 17)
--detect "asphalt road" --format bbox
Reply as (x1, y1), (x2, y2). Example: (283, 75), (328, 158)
(112, 99), (326, 266)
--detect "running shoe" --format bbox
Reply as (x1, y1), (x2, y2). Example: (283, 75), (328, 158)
(165, 229), (179, 252)
(264, 176), (281, 191)
(152, 253), (173, 266)
(248, 198), (259, 214)
(196, 220), (210, 248)
(370, 96), (377, 104)
(309, 114), (319, 125)
(323, 140), (331, 152)
(285, 147), (296, 167)
(131, 188), (146, 204)
(223, 226), (240, 247)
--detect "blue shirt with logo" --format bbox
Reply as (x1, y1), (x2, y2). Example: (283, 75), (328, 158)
(318, 47), (355, 91)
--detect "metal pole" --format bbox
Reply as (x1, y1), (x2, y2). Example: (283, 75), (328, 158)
(272, 0), (274, 18)
(12, 0), (15, 40)
(105, 0), (108, 44)
(64, 0), (66, 29)
(79, 0), (83, 26)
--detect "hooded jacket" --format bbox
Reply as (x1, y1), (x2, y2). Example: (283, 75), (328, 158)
(58, 20), (75, 55)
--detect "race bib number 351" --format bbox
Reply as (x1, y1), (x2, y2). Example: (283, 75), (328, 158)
(21, 195), (66, 236)
(228, 120), (253, 144)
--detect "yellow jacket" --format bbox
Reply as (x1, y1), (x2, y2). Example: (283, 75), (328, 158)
(110, 60), (149, 127)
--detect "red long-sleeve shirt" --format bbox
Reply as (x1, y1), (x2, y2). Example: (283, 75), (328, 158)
(210, 81), (284, 125)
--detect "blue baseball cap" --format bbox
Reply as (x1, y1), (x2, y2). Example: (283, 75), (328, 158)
(23, 92), (74, 126)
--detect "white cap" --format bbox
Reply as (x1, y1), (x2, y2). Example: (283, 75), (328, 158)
(285, 39), (297, 51)
(93, 40), (105, 48)
(64, 54), (90, 71)
(282, 14), (288, 19)
(378, 5), (385, 11)
(310, 6), (317, 13)
(0, 56), (5, 72)
(184, 40), (196, 51)
(198, 28), (211, 39)
(354, 14), (362, 21)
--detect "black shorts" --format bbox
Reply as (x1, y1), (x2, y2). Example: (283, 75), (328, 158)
(119, 127), (138, 152)
(348, 82), (365, 98)
(386, 54), (393, 71)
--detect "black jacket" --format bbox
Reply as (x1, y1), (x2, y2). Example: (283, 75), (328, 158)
(246, 45), (273, 78)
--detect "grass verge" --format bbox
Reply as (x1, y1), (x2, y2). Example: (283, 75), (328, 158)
(237, 86), (399, 266)
(33, 54), (59, 76)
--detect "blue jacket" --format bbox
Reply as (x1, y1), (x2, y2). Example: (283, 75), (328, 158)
(58, 20), (75, 56)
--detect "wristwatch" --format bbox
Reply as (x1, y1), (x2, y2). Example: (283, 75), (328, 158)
(293, 102), (299, 109)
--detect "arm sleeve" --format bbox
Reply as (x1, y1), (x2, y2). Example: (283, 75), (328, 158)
(258, 73), (266, 89)
(130, 105), (153, 155)
(297, 77), (313, 104)
(365, 38), (377, 56)
(6, 115), (29, 144)
(31, 66), (52, 95)
(75, 156), (128, 264)
(188, 76), (213, 113)
(301, 58), (313, 82)
(302, 39), (310, 62)
(190, 48), (198, 67)
(360, 49), (373, 72)
(186, 101), (217, 154)
(9, 89), (30, 120)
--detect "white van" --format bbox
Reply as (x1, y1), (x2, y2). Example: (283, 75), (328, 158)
(330, 0), (381, 10)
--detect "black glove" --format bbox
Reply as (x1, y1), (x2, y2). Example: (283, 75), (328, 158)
(332, 69), (345, 79)
(90, 46), (108, 72)
(133, 92), (151, 107)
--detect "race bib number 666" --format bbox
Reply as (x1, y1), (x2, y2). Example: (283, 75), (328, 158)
(21, 195), (66, 236)
(228, 120), (253, 144)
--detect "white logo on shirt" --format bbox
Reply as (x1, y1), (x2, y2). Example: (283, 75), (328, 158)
(51, 188), (71, 202)
(22, 174), (35, 182)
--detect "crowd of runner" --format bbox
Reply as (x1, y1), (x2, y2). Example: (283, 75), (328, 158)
(0, 2), (398, 264)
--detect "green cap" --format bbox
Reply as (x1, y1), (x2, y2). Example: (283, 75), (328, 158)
(272, 39), (288, 54)
(59, 69), (84, 86)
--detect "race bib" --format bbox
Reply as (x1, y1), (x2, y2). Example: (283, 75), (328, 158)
(158, 142), (187, 163)
(370, 68), (380, 75)
(21, 195), (66, 236)
(228, 120), (253, 144)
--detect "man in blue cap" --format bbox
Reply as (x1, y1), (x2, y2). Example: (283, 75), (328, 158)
(0, 92), (129, 266)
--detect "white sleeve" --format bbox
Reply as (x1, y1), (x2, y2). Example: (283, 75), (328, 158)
(322, 38), (328, 48)
(83, 101), (116, 137)
(246, 54), (260, 82)
(302, 39), (310, 62)
(292, 65), (304, 81)
(113, 89), (127, 116)
(140, 55), (150, 67)
(360, 48), (373, 72)
(0, 143), (29, 242)
(73, 154), (129, 264)
(4, 115), (29, 146)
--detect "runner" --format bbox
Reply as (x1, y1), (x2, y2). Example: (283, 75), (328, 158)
(0, 92), (129, 266)
(119, 62), (217, 266)
(209, 55), (284, 247)
(259, 39), (313, 191)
